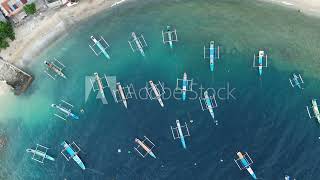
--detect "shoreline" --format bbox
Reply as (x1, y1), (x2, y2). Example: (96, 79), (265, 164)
(0, 0), (127, 67)
(259, 0), (320, 18)
(0, 0), (127, 95)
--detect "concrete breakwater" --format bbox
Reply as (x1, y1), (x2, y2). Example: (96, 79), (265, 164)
(0, 58), (33, 95)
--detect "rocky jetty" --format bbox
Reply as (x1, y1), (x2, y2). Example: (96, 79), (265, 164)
(0, 58), (33, 95)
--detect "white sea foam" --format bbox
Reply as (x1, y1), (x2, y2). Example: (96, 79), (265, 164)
(111, 0), (127, 7)
(281, 1), (294, 6)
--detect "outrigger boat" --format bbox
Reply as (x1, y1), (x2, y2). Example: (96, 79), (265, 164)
(134, 136), (156, 159)
(128, 32), (147, 56)
(89, 35), (110, 59)
(170, 120), (190, 149)
(44, 58), (67, 80)
(89, 72), (108, 100)
(51, 100), (79, 121)
(204, 41), (220, 72)
(146, 80), (165, 107)
(116, 82), (128, 108)
(289, 73), (304, 89)
(306, 99), (320, 123)
(61, 141), (85, 170)
(162, 25), (178, 48)
(176, 72), (193, 101)
(199, 90), (218, 120)
(253, 50), (268, 76)
(234, 152), (257, 179)
(106, 76), (135, 108)
(26, 144), (55, 163)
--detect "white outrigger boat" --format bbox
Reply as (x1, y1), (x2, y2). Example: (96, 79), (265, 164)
(128, 32), (147, 56)
(89, 72), (108, 102)
(106, 76), (135, 109)
(44, 58), (67, 80)
(234, 152), (257, 179)
(146, 80), (165, 107)
(51, 100), (79, 121)
(176, 72), (193, 101)
(115, 82), (128, 108)
(170, 120), (190, 149)
(204, 41), (220, 72)
(89, 35), (110, 59)
(61, 141), (85, 170)
(306, 99), (320, 124)
(134, 136), (156, 159)
(162, 25), (178, 48)
(199, 90), (218, 120)
(26, 144), (55, 163)
(253, 50), (268, 76)
(289, 73), (304, 89)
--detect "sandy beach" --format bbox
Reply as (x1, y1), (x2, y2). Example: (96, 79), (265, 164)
(260, 0), (320, 17)
(0, 0), (125, 67)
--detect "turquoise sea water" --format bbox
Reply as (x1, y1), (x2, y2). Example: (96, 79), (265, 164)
(1, 0), (320, 179)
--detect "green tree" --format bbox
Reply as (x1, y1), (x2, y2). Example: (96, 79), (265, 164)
(23, 3), (37, 15)
(0, 21), (15, 49)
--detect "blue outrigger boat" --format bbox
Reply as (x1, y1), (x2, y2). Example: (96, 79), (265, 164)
(89, 36), (110, 60)
(61, 141), (85, 170)
(204, 41), (220, 72)
(170, 120), (190, 149)
(176, 72), (193, 101)
(253, 50), (268, 76)
(204, 91), (215, 119)
(199, 91), (217, 120)
(234, 152), (257, 179)
(182, 73), (188, 101)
